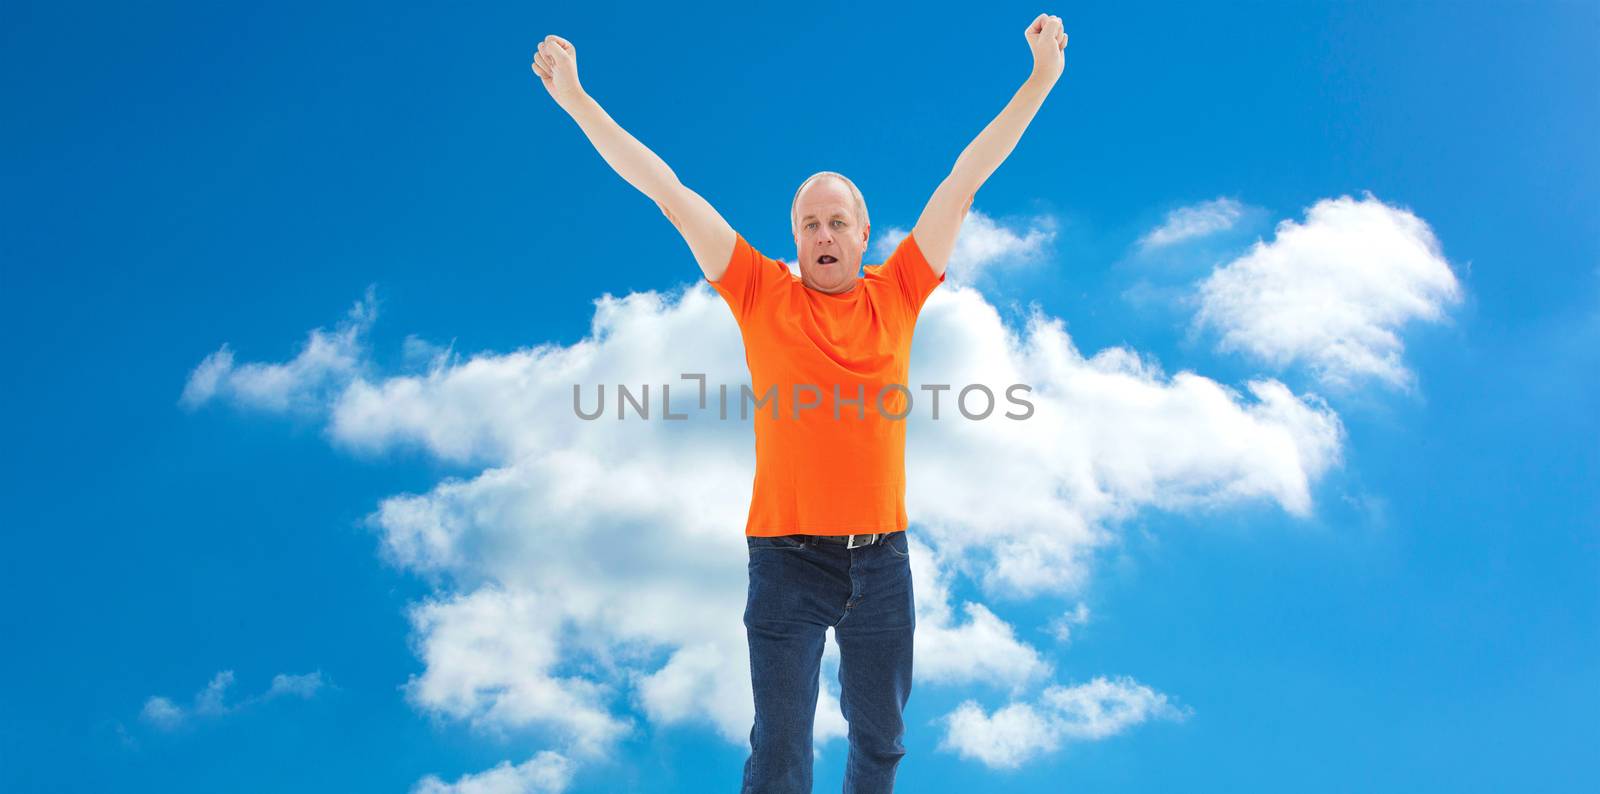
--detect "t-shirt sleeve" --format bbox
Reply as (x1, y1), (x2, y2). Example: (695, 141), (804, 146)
(706, 232), (786, 325)
(885, 230), (946, 318)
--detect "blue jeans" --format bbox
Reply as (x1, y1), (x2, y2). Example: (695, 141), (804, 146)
(741, 531), (916, 794)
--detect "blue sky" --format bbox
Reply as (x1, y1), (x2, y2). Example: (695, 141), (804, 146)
(4, 1), (1597, 792)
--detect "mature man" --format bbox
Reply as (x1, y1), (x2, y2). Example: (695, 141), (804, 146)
(532, 14), (1067, 793)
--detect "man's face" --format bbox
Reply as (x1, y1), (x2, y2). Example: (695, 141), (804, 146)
(793, 177), (869, 295)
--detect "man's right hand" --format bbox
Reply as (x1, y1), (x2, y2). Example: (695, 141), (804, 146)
(532, 35), (585, 110)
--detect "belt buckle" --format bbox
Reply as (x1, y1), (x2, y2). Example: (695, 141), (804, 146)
(846, 533), (877, 549)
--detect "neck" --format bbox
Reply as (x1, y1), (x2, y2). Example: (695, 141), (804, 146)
(805, 276), (858, 295)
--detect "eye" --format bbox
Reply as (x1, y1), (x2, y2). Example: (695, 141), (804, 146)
(832, 220), (845, 228)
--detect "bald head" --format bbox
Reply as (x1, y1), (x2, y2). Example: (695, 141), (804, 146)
(790, 171), (869, 237)
(791, 171), (871, 295)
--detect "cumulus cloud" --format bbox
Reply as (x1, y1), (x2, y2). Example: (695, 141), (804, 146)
(179, 285), (379, 413)
(939, 676), (1190, 769)
(139, 668), (327, 730)
(192, 669), (233, 716)
(873, 207), (1056, 285)
(403, 587), (634, 756)
(905, 289), (1343, 598)
(1138, 197), (1245, 251)
(1192, 192), (1464, 391)
(266, 670), (328, 699)
(1045, 602), (1091, 643)
(139, 695), (185, 730)
(412, 751), (575, 794)
(184, 209), (1351, 778)
(908, 543), (1054, 694)
(140, 670), (235, 729)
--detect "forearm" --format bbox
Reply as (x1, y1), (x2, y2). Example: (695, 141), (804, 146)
(561, 92), (681, 201)
(949, 70), (1059, 190)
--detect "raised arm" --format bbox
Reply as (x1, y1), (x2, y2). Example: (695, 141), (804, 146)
(911, 14), (1068, 278)
(532, 35), (737, 281)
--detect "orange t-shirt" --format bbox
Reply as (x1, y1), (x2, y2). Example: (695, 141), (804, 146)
(707, 231), (945, 537)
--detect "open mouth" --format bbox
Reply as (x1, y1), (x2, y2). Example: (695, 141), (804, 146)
(817, 255), (837, 265)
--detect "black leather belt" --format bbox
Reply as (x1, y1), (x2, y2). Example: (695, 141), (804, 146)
(801, 532), (898, 549)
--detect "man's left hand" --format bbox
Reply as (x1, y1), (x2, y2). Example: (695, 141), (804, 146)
(1025, 13), (1068, 82)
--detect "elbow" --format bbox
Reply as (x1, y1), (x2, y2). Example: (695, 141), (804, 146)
(642, 175), (686, 208)
(944, 166), (985, 197)
(656, 201), (682, 230)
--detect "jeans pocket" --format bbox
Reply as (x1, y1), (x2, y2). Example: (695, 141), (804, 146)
(747, 534), (809, 551)
(885, 531), (911, 558)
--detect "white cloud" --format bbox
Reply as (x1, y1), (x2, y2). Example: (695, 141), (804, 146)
(1192, 191), (1464, 391)
(412, 751), (575, 794)
(179, 285), (378, 413)
(266, 671), (327, 699)
(1045, 602), (1091, 643)
(139, 696), (184, 730)
(138, 668), (326, 730)
(873, 207), (1056, 284)
(1137, 197), (1245, 251)
(403, 586), (633, 757)
(939, 676), (1190, 769)
(192, 670), (234, 716)
(186, 211), (1348, 775)
(905, 288), (1344, 598)
(139, 671), (235, 729)
(907, 542), (1054, 694)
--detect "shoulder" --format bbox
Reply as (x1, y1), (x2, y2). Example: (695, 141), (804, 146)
(707, 233), (797, 323)
(873, 232), (946, 315)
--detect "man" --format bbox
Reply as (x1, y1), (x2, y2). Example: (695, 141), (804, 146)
(532, 14), (1067, 793)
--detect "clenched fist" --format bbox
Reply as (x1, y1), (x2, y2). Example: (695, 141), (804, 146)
(1025, 14), (1068, 82)
(532, 34), (585, 109)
